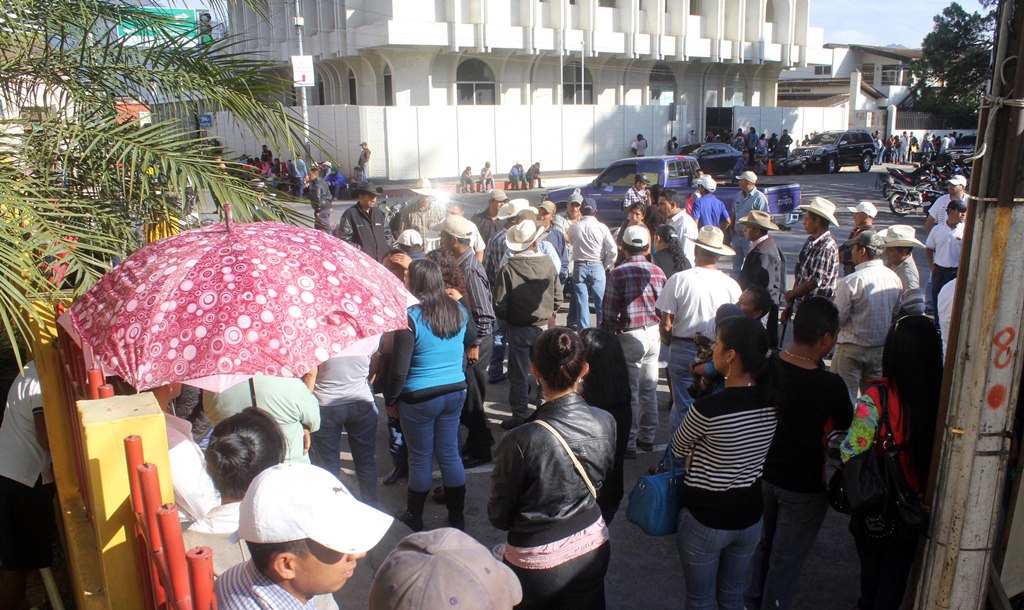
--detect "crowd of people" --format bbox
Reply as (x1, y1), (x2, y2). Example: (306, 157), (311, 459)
(1, 156), (972, 609)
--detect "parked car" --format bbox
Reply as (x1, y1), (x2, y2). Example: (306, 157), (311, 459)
(947, 134), (976, 162)
(670, 143), (746, 177)
(785, 130), (875, 174)
(545, 155), (802, 228)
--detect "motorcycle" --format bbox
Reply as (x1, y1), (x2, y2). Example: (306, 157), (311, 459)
(888, 183), (944, 217)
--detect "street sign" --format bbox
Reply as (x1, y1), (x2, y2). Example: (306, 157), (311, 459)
(292, 55), (316, 88)
(118, 8), (201, 47)
(198, 113), (213, 129)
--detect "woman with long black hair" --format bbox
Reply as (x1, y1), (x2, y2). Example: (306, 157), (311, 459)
(385, 259), (475, 531)
(840, 315), (942, 609)
(671, 315), (778, 610)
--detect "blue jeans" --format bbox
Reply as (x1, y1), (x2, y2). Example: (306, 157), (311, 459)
(359, 163), (368, 181)
(310, 400), (379, 505)
(489, 319), (507, 380)
(507, 325), (543, 420)
(565, 275), (581, 328)
(745, 481), (829, 609)
(572, 262), (606, 329)
(668, 339), (699, 433)
(677, 508), (762, 610)
(399, 389), (467, 493)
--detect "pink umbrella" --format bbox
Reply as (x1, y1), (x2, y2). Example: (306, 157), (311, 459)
(68, 216), (414, 392)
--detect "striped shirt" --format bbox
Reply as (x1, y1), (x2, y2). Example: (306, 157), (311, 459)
(457, 249), (495, 340)
(671, 387), (777, 529)
(215, 559), (315, 610)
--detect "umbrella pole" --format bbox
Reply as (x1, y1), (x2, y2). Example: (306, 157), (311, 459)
(249, 378), (258, 409)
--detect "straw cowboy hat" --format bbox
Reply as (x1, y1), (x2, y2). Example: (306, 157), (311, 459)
(738, 210), (779, 231)
(496, 198), (531, 220)
(878, 225), (925, 248)
(694, 226), (735, 256)
(505, 219), (546, 252)
(798, 196), (840, 226)
(411, 177), (443, 198)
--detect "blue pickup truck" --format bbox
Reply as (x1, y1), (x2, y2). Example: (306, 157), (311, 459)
(546, 155), (802, 228)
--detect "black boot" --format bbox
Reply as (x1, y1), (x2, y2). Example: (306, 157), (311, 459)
(383, 463), (407, 486)
(445, 485), (466, 531)
(397, 489), (428, 532)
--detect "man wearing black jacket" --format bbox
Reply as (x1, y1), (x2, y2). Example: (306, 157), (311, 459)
(336, 183), (392, 261)
(737, 210), (786, 346)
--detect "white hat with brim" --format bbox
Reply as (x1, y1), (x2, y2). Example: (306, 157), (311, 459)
(738, 210), (779, 231)
(736, 171), (759, 183)
(879, 225), (925, 248)
(396, 230), (424, 247)
(694, 226), (736, 256)
(505, 219), (545, 252)
(847, 201), (878, 218)
(238, 463), (393, 555)
(496, 198), (530, 220)
(429, 215), (477, 240)
(798, 196), (840, 226)
(411, 177), (443, 198)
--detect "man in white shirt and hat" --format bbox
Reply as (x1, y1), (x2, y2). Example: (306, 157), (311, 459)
(879, 225), (927, 315)
(925, 175), (968, 236)
(926, 198), (966, 311)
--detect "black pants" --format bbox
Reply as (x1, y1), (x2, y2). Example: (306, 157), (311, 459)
(852, 525), (919, 610)
(462, 335), (494, 460)
(507, 541), (610, 610)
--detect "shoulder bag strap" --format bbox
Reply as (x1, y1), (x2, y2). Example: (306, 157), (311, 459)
(874, 383), (896, 448)
(534, 419), (598, 499)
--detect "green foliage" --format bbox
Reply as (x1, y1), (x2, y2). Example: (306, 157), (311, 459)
(910, 2), (995, 119)
(0, 0), (315, 362)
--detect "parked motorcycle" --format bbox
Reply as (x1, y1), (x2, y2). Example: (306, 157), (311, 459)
(888, 183), (944, 217)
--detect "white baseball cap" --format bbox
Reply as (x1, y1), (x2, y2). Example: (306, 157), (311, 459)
(948, 175), (968, 186)
(395, 230), (424, 247)
(735, 171), (759, 183)
(847, 201), (878, 218)
(696, 175), (717, 192)
(621, 225), (650, 248)
(238, 463), (393, 554)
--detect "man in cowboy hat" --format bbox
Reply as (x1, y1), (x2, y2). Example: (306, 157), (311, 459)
(690, 176), (731, 232)
(399, 178), (448, 241)
(472, 188), (510, 245)
(879, 225), (927, 315)
(783, 197), (840, 327)
(493, 219), (562, 429)
(831, 231), (904, 401)
(737, 210), (786, 347)
(731, 170), (769, 274)
(567, 197), (616, 329)
(337, 182), (393, 262)
(655, 226), (741, 432)
(840, 201), (877, 275)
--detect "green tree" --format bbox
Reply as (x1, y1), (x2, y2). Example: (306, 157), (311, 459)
(0, 0), (312, 358)
(910, 2), (995, 119)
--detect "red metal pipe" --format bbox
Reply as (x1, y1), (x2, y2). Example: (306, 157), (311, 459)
(123, 437), (157, 610)
(158, 504), (193, 610)
(87, 368), (103, 400)
(98, 384), (114, 398)
(137, 464), (168, 608)
(187, 546), (216, 610)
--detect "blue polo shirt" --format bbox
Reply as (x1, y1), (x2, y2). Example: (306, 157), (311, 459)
(691, 193), (731, 228)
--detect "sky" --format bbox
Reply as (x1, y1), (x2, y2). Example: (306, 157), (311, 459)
(812, 0), (989, 47)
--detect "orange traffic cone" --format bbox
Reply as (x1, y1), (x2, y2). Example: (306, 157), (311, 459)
(767, 159), (775, 176)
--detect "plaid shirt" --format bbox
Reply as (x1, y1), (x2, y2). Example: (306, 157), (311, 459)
(216, 560), (314, 610)
(622, 186), (647, 210)
(794, 231), (839, 304)
(601, 256), (666, 332)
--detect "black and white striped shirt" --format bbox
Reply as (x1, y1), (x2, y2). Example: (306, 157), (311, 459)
(672, 386), (777, 529)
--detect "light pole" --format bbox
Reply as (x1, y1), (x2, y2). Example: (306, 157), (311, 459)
(580, 40), (585, 104)
(293, 0), (311, 157)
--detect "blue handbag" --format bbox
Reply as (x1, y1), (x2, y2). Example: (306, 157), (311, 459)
(626, 445), (686, 536)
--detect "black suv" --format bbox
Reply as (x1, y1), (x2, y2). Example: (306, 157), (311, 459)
(789, 130), (875, 173)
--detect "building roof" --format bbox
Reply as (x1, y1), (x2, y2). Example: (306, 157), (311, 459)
(823, 43), (923, 62)
(777, 93), (850, 108)
(777, 78), (886, 101)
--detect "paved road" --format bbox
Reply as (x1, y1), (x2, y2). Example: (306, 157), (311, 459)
(231, 167), (934, 609)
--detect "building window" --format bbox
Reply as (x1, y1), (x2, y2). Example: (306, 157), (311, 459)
(880, 64), (899, 86)
(690, 0), (701, 16)
(814, 65), (832, 76)
(901, 67), (912, 86)
(456, 59), (496, 105)
(649, 64), (676, 105)
(765, 0), (775, 22)
(563, 62), (594, 105)
(861, 63), (875, 85)
(383, 65), (395, 106)
(347, 70), (357, 105)
(598, 0), (616, 6)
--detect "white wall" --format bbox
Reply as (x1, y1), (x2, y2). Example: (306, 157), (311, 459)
(733, 105), (848, 140)
(212, 103), (685, 180)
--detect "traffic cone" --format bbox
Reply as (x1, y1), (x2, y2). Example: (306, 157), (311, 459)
(767, 159), (775, 176)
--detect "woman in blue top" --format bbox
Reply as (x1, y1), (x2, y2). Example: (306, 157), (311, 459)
(385, 259), (476, 532)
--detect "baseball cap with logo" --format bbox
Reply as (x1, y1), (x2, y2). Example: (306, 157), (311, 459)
(847, 201), (878, 218)
(621, 225), (650, 249)
(238, 463), (392, 555)
(369, 528), (522, 610)
(948, 175), (968, 187)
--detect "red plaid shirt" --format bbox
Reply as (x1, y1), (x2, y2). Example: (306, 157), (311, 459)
(602, 256), (666, 332)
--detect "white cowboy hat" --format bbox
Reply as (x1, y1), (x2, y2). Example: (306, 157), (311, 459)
(496, 198), (531, 220)
(738, 210), (779, 231)
(505, 219), (545, 252)
(878, 225), (925, 248)
(411, 177), (443, 198)
(694, 226), (736, 257)
(798, 196), (840, 226)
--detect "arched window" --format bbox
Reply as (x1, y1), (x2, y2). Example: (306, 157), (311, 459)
(563, 61), (593, 105)
(383, 65), (395, 106)
(766, 0), (776, 22)
(649, 64), (676, 105)
(456, 59), (496, 105)
(347, 69), (358, 105)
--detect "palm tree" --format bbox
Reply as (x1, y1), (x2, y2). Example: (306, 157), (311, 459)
(0, 0), (314, 359)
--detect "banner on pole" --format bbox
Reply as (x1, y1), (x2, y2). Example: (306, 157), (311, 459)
(291, 56), (315, 88)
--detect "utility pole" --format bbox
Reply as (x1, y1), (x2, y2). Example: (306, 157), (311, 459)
(916, 0), (1024, 607)
(293, 0), (311, 157)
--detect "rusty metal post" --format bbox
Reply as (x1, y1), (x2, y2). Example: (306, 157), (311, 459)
(157, 504), (193, 610)
(187, 547), (217, 610)
(915, 0), (1024, 606)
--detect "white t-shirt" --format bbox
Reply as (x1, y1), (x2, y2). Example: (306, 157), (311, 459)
(928, 194), (966, 227)
(0, 362), (50, 487)
(925, 221), (965, 268)
(655, 267), (741, 339)
(668, 209), (699, 268)
(938, 278), (957, 361)
(313, 355), (375, 406)
(166, 413), (221, 523)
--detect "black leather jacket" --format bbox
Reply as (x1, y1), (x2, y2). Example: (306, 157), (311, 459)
(488, 393), (616, 547)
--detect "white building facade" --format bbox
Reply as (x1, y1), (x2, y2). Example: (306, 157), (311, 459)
(216, 0), (824, 180)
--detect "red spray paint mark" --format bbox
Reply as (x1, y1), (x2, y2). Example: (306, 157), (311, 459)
(988, 385), (1007, 409)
